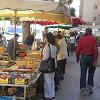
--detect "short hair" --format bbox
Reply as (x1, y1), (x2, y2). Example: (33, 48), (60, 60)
(56, 34), (62, 39)
(43, 32), (56, 45)
(85, 28), (92, 33)
(15, 34), (19, 37)
(58, 31), (61, 34)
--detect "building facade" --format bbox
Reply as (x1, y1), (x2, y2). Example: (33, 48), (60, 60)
(79, 0), (100, 25)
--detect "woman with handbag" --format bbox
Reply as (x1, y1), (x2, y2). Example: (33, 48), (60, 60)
(42, 32), (57, 99)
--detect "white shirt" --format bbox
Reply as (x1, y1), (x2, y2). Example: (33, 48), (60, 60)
(70, 36), (75, 44)
(57, 38), (68, 61)
(42, 43), (57, 60)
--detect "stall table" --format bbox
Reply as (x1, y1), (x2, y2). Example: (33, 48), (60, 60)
(0, 71), (41, 100)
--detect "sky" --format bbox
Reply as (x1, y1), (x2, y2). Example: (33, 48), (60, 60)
(70, 0), (80, 16)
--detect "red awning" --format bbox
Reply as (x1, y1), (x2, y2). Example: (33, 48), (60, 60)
(71, 17), (86, 25)
(25, 20), (59, 26)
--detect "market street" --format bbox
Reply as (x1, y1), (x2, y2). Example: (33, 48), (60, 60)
(34, 51), (100, 100)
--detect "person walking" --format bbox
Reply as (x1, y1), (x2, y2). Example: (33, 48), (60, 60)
(70, 34), (75, 54)
(76, 28), (98, 95)
(42, 32), (57, 99)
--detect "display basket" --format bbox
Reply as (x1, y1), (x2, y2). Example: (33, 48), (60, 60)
(0, 78), (8, 84)
(0, 96), (14, 100)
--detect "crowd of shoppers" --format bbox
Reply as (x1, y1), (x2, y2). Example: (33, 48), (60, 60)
(42, 33), (57, 99)
(41, 27), (98, 99)
(41, 32), (68, 99)
(1, 27), (99, 98)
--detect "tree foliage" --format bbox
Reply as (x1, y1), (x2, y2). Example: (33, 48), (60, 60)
(67, 0), (73, 5)
(70, 7), (76, 17)
(60, 0), (73, 4)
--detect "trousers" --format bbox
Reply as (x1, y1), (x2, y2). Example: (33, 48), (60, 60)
(44, 72), (55, 98)
(80, 55), (96, 89)
(57, 58), (66, 75)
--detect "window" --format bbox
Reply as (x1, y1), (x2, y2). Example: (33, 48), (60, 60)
(93, 17), (96, 21)
(99, 15), (100, 21)
(94, 4), (98, 9)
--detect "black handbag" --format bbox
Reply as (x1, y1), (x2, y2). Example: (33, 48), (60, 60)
(39, 44), (55, 73)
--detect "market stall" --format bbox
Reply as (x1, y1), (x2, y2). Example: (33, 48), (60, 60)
(23, 20), (60, 26)
(0, 0), (71, 58)
(0, 50), (41, 100)
(0, 1), (71, 99)
(46, 25), (73, 30)
(0, 0), (71, 24)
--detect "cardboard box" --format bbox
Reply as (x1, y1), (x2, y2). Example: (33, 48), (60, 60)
(15, 78), (25, 85)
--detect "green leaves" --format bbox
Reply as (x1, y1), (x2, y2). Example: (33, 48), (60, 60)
(70, 7), (76, 17)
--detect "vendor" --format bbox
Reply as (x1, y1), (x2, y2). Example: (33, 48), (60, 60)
(24, 34), (34, 50)
(6, 34), (19, 60)
(0, 34), (7, 46)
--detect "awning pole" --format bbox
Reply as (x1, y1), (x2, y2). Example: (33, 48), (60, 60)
(13, 10), (17, 61)
(57, 24), (59, 32)
(34, 19), (37, 50)
(3, 17), (5, 33)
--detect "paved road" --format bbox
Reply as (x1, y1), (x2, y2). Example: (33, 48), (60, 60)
(53, 54), (100, 100)
(34, 53), (100, 100)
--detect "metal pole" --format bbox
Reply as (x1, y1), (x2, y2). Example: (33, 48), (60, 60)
(24, 87), (27, 100)
(34, 19), (37, 50)
(3, 17), (5, 33)
(57, 24), (59, 32)
(13, 10), (17, 60)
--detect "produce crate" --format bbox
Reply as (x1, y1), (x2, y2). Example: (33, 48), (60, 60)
(14, 78), (26, 85)
(14, 78), (28, 85)
(0, 96), (14, 100)
(0, 78), (8, 84)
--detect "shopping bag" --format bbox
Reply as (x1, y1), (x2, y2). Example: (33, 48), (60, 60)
(39, 57), (55, 73)
(39, 44), (56, 73)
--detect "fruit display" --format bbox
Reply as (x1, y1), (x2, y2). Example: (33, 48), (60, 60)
(27, 50), (41, 60)
(0, 60), (9, 66)
(0, 69), (32, 85)
(19, 44), (26, 50)
(17, 50), (27, 59)
(0, 50), (41, 85)
(0, 46), (5, 54)
(0, 73), (9, 84)
(0, 50), (41, 99)
(0, 53), (11, 61)
(0, 60), (15, 67)
(15, 59), (40, 71)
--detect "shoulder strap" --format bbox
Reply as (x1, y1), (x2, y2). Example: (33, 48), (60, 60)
(48, 44), (51, 58)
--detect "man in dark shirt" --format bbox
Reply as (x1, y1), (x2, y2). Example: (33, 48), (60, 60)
(76, 28), (98, 95)
(6, 34), (19, 60)
(24, 35), (34, 50)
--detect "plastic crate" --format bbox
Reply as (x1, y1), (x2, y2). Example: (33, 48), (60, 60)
(0, 96), (14, 100)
